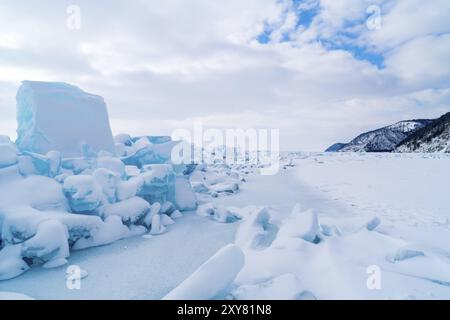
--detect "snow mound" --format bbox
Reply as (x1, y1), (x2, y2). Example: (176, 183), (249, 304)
(72, 215), (133, 250)
(63, 175), (102, 213)
(21, 220), (69, 267)
(196, 203), (241, 223)
(103, 196), (150, 226)
(231, 202), (450, 300)
(171, 176), (197, 211)
(0, 175), (68, 211)
(163, 244), (245, 300)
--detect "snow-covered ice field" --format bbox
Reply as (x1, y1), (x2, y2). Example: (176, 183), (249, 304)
(1, 152), (449, 299)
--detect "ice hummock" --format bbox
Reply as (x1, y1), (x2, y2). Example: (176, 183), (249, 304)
(0, 80), (237, 283)
(163, 244), (245, 300)
(16, 81), (116, 158)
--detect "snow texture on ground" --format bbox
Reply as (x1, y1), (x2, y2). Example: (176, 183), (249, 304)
(1, 152), (449, 299)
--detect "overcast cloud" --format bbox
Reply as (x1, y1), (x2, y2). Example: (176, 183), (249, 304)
(0, 0), (449, 150)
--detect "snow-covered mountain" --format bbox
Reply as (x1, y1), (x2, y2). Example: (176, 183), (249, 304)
(395, 112), (450, 153)
(325, 119), (433, 152)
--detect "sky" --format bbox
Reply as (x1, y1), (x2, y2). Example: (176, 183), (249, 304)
(0, 0), (449, 151)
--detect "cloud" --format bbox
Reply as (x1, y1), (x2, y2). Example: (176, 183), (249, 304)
(384, 34), (450, 88)
(0, 0), (448, 151)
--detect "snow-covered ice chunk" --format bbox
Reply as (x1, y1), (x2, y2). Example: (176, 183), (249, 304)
(115, 143), (126, 157)
(0, 175), (68, 211)
(295, 291), (317, 300)
(0, 205), (107, 248)
(96, 156), (125, 178)
(125, 165), (141, 177)
(43, 257), (68, 269)
(230, 274), (306, 300)
(17, 155), (37, 176)
(47, 211), (105, 246)
(195, 203), (239, 223)
(0, 135), (13, 144)
(163, 244), (245, 300)
(208, 181), (239, 194)
(0, 165), (20, 182)
(191, 181), (208, 193)
(22, 150), (61, 177)
(160, 201), (175, 216)
(0, 245), (29, 280)
(93, 170), (117, 203)
(61, 157), (94, 175)
(0, 206), (44, 244)
(93, 168), (119, 203)
(63, 175), (102, 213)
(387, 246), (425, 263)
(16, 81), (116, 157)
(54, 172), (71, 184)
(21, 220), (69, 266)
(139, 164), (175, 203)
(160, 214), (175, 226)
(141, 164), (174, 181)
(276, 206), (320, 244)
(190, 165), (241, 196)
(114, 134), (133, 146)
(189, 171), (208, 193)
(126, 137), (150, 156)
(171, 210), (183, 219)
(211, 206), (240, 223)
(122, 140), (178, 168)
(149, 214), (166, 235)
(72, 215), (130, 250)
(103, 197), (150, 226)
(319, 223), (341, 237)
(145, 136), (172, 144)
(235, 207), (278, 250)
(143, 202), (161, 227)
(151, 140), (180, 163)
(116, 176), (144, 201)
(196, 203), (216, 217)
(171, 176), (197, 211)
